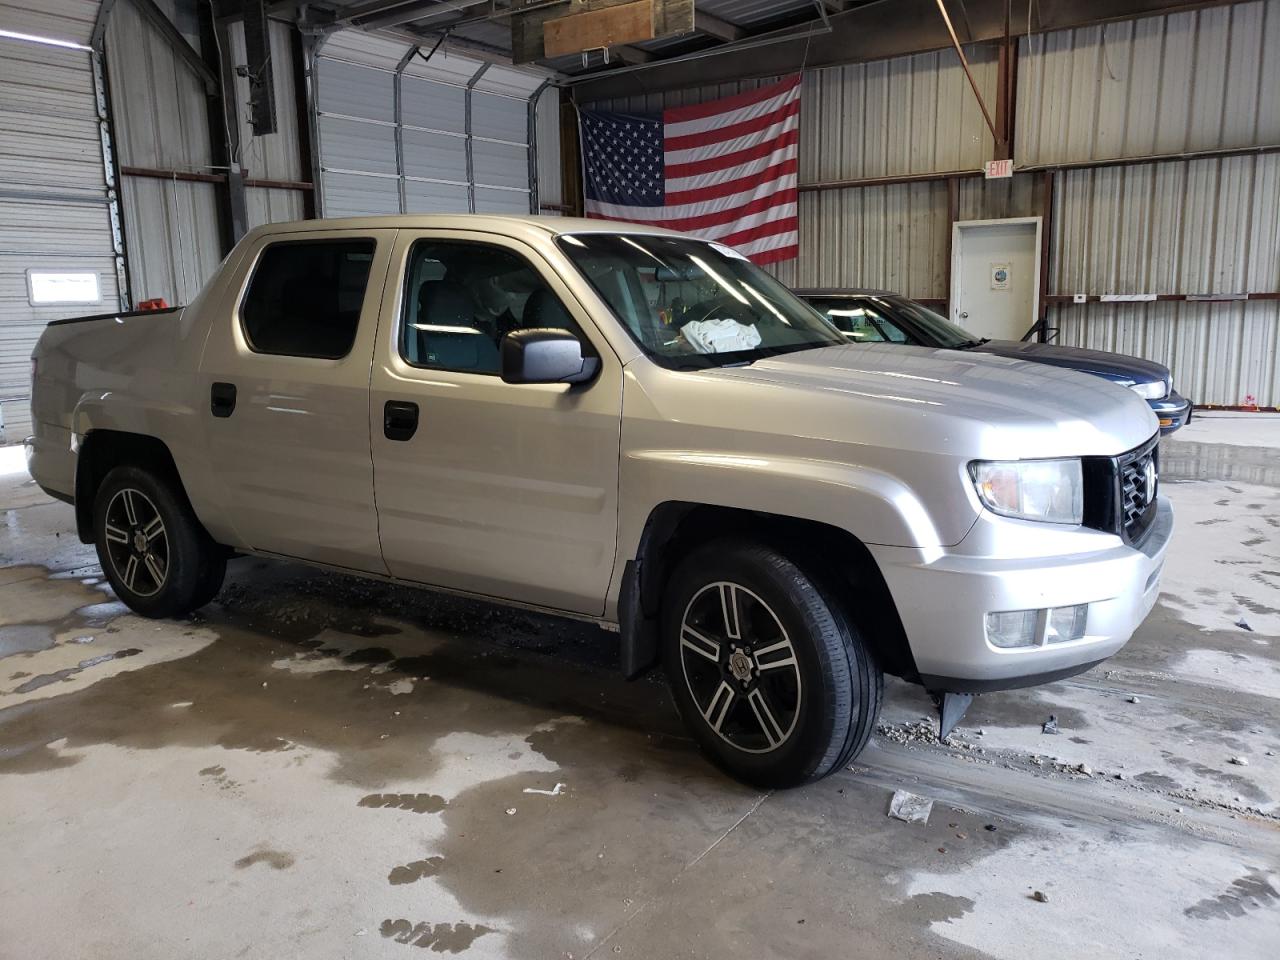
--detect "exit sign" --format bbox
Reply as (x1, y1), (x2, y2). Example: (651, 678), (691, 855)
(985, 159), (1014, 179)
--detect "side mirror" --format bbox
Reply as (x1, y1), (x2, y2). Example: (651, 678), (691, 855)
(500, 328), (599, 385)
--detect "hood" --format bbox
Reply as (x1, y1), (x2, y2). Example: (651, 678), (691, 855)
(969, 339), (1170, 387)
(703, 343), (1159, 459)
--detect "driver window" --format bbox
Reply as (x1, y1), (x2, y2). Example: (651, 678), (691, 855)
(400, 240), (585, 374)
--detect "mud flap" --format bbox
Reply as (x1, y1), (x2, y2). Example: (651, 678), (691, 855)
(619, 559), (659, 679)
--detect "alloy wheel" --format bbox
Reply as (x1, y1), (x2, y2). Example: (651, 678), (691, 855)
(102, 487), (169, 598)
(679, 581), (802, 754)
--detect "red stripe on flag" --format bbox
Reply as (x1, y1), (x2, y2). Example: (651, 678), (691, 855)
(664, 99), (800, 153)
(664, 128), (800, 180)
(716, 216), (799, 250)
(750, 243), (799, 266)
(663, 75), (801, 125)
(663, 159), (798, 207)
(587, 190), (794, 233)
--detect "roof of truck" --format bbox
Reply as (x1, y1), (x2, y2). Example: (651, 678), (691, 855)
(247, 214), (685, 240)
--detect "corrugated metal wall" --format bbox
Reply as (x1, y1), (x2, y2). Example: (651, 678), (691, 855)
(314, 30), (552, 218)
(0, 0), (122, 441)
(1019, 0), (1280, 405)
(589, 51), (1006, 295)
(228, 18), (307, 228)
(1016, 2), (1280, 166)
(802, 46), (997, 183)
(106, 0), (222, 307)
(583, 0), (1280, 405)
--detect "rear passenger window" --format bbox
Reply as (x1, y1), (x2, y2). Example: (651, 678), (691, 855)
(241, 239), (375, 359)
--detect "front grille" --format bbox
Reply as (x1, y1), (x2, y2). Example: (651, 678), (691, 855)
(1082, 434), (1160, 545)
(1119, 441), (1159, 543)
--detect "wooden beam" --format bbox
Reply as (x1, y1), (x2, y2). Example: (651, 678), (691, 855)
(544, 0), (656, 57)
(694, 11), (745, 43)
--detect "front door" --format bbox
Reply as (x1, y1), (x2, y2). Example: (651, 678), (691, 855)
(200, 228), (397, 573)
(369, 231), (622, 616)
(950, 218), (1041, 341)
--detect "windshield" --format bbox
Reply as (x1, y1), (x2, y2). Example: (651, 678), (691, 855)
(879, 296), (980, 348)
(556, 233), (845, 368)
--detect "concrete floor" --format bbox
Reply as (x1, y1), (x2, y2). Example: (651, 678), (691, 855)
(1, 413), (1278, 960)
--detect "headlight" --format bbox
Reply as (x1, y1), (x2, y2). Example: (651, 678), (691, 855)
(969, 458), (1083, 524)
(1130, 380), (1167, 401)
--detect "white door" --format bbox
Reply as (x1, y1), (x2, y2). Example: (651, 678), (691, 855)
(950, 218), (1041, 342)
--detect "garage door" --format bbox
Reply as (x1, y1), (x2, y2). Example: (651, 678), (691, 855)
(0, 1), (126, 443)
(314, 32), (537, 218)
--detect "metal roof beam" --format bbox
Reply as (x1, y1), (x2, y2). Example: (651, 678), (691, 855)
(693, 11), (745, 43)
(570, 0), (1248, 100)
(334, 0), (491, 31)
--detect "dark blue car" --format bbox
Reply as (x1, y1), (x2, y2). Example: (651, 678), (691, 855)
(797, 289), (1192, 435)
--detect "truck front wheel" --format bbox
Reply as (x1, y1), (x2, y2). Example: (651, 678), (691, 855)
(661, 540), (882, 787)
(93, 466), (226, 619)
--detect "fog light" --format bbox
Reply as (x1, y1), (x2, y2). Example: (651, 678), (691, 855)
(986, 609), (1039, 648)
(1047, 604), (1088, 643)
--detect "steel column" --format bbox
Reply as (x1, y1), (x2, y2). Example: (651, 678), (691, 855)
(300, 30), (328, 216)
(215, 20), (249, 242)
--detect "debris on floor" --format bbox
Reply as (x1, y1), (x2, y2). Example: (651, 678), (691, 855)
(1042, 715), (1060, 735)
(1235, 618), (1254, 632)
(523, 782), (566, 796)
(1032, 890), (1050, 903)
(1228, 756), (1249, 766)
(888, 790), (933, 824)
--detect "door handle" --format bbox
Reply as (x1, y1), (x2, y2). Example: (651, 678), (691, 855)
(959, 311), (969, 319)
(383, 400), (419, 441)
(210, 382), (237, 418)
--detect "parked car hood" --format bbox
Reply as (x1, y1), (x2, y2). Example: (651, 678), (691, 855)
(968, 339), (1169, 386)
(702, 343), (1159, 459)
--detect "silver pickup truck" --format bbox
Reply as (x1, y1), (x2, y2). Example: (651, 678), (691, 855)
(26, 215), (1172, 787)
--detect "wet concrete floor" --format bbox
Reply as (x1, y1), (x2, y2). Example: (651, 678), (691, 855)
(1, 414), (1278, 959)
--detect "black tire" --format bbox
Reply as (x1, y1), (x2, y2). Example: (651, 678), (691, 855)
(93, 465), (226, 619)
(661, 540), (882, 788)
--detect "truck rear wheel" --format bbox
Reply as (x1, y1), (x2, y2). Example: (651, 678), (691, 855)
(661, 540), (882, 788)
(93, 465), (226, 619)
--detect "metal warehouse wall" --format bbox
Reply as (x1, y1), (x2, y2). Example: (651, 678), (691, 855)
(228, 18), (307, 228)
(1022, 0), (1280, 406)
(582, 0), (1280, 406)
(313, 30), (555, 218)
(0, 0), (124, 441)
(589, 49), (1009, 294)
(106, 0), (222, 307)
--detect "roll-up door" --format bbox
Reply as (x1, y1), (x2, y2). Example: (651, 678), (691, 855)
(0, 1), (126, 442)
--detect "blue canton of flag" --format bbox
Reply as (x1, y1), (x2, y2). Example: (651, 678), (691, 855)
(580, 110), (666, 208)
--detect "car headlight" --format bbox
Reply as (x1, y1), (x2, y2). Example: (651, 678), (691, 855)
(1129, 380), (1168, 401)
(969, 458), (1083, 524)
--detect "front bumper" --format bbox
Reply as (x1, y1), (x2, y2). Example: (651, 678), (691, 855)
(869, 498), (1173, 690)
(1149, 390), (1191, 434)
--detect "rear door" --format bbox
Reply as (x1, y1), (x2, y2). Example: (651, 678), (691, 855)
(199, 228), (397, 573)
(368, 229), (622, 615)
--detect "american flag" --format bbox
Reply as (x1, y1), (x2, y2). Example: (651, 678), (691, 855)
(579, 75), (800, 265)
